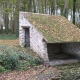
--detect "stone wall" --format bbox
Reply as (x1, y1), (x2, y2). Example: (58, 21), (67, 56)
(19, 12), (49, 61)
(30, 26), (49, 61)
(19, 12), (31, 47)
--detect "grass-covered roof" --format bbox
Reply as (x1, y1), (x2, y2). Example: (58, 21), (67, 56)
(25, 13), (80, 43)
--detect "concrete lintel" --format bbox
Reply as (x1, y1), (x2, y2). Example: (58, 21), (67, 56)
(21, 26), (30, 28)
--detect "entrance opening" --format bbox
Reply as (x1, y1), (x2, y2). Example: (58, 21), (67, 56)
(25, 28), (30, 47)
(47, 42), (80, 65)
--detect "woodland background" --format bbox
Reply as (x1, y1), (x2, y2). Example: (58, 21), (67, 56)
(0, 0), (80, 37)
(0, 1), (80, 79)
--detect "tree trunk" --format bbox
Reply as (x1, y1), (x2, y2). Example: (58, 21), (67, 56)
(73, 0), (76, 25)
(22, 0), (26, 11)
(51, 1), (54, 14)
(41, 0), (44, 14)
(4, 3), (9, 34)
(38, 0), (41, 13)
(53, 0), (57, 15)
(63, 0), (68, 18)
(4, 14), (9, 34)
(45, 0), (47, 14)
(16, 0), (20, 37)
(1, 24), (3, 33)
(33, 0), (36, 13)
(28, 0), (32, 12)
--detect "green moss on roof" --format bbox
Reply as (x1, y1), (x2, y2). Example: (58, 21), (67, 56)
(26, 13), (80, 43)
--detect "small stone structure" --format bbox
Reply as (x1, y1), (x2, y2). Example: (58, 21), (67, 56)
(19, 12), (80, 64)
(19, 12), (48, 61)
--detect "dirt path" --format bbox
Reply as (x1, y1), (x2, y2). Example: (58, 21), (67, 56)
(0, 39), (60, 80)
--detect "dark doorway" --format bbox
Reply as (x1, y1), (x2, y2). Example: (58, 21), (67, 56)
(47, 43), (77, 60)
(25, 28), (30, 47)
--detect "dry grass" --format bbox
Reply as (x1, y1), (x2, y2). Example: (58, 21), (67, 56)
(0, 39), (19, 47)
(26, 13), (80, 43)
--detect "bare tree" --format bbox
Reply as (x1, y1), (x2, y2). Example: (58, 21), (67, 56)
(63, 0), (69, 18)
(73, 0), (77, 25)
(54, 0), (57, 15)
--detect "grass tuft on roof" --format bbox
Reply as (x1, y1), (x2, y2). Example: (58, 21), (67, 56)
(26, 13), (80, 43)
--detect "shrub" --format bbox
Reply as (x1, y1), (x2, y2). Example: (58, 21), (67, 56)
(0, 66), (6, 73)
(19, 61), (29, 70)
(17, 52), (25, 60)
(3, 53), (19, 70)
(26, 54), (34, 66)
(26, 54), (41, 66)
(0, 45), (42, 72)
(0, 52), (5, 66)
(33, 58), (41, 65)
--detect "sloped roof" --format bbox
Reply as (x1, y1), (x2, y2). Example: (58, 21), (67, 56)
(25, 13), (80, 43)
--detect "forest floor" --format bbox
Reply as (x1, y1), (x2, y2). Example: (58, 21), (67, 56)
(0, 39), (60, 80)
(0, 39), (80, 80)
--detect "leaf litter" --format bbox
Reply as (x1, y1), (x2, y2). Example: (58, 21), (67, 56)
(0, 39), (60, 80)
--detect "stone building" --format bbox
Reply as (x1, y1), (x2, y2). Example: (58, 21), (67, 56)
(19, 12), (80, 65)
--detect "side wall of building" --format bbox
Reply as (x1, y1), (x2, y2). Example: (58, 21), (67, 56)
(30, 25), (49, 61)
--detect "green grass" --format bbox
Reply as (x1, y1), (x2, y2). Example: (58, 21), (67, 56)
(0, 33), (17, 40)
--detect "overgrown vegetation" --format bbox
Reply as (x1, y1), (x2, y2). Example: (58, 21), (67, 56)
(55, 63), (80, 80)
(0, 45), (42, 73)
(27, 14), (80, 43)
